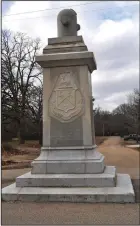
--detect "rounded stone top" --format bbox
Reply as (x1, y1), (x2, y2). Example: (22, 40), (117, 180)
(57, 9), (80, 37)
(57, 9), (77, 18)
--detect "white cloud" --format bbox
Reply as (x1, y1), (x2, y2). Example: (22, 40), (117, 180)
(93, 19), (134, 43)
(2, 1), (139, 111)
(95, 91), (129, 111)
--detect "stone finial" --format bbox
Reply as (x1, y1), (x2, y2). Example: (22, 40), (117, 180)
(57, 9), (80, 37)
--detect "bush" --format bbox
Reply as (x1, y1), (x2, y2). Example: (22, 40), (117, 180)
(12, 138), (19, 141)
(2, 143), (14, 153)
(23, 133), (40, 141)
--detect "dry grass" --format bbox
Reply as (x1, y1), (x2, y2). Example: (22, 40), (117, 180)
(2, 140), (40, 169)
(7, 140), (41, 148)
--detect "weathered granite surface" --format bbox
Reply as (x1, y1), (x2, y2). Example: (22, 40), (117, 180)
(2, 174), (135, 203)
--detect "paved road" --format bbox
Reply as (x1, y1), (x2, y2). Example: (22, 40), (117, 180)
(2, 136), (140, 225)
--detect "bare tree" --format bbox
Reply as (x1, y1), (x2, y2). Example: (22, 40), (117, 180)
(27, 85), (43, 144)
(126, 89), (140, 135)
(2, 30), (42, 144)
(113, 89), (140, 135)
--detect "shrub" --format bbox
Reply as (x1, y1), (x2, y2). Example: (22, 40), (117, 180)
(2, 143), (14, 153)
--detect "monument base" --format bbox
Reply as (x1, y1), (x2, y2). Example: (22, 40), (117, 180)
(31, 148), (105, 174)
(2, 146), (135, 203)
(2, 174), (135, 203)
(16, 166), (116, 188)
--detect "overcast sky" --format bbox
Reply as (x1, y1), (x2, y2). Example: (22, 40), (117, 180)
(2, 1), (139, 111)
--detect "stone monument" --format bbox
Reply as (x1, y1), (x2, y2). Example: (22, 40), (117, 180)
(2, 9), (135, 203)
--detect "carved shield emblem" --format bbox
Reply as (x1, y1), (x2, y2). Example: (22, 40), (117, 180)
(49, 71), (84, 123)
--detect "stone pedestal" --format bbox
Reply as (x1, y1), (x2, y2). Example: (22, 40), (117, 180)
(31, 35), (105, 176)
(2, 34), (135, 203)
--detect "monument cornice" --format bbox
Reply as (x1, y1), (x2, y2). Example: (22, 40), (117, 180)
(36, 51), (97, 73)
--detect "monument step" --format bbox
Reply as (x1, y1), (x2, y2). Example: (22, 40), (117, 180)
(16, 166), (116, 188)
(31, 157), (105, 174)
(2, 174), (135, 203)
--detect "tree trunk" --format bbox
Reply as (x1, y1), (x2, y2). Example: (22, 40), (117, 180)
(39, 120), (42, 145)
(17, 118), (25, 144)
(102, 123), (105, 136)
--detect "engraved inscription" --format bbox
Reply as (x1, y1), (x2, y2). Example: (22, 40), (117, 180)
(49, 71), (84, 122)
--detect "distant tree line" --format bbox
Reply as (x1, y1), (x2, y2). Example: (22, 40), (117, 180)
(1, 30), (140, 144)
(93, 89), (140, 136)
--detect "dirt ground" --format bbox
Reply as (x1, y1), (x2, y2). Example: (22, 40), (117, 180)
(2, 146), (40, 169)
(98, 136), (139, 178)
